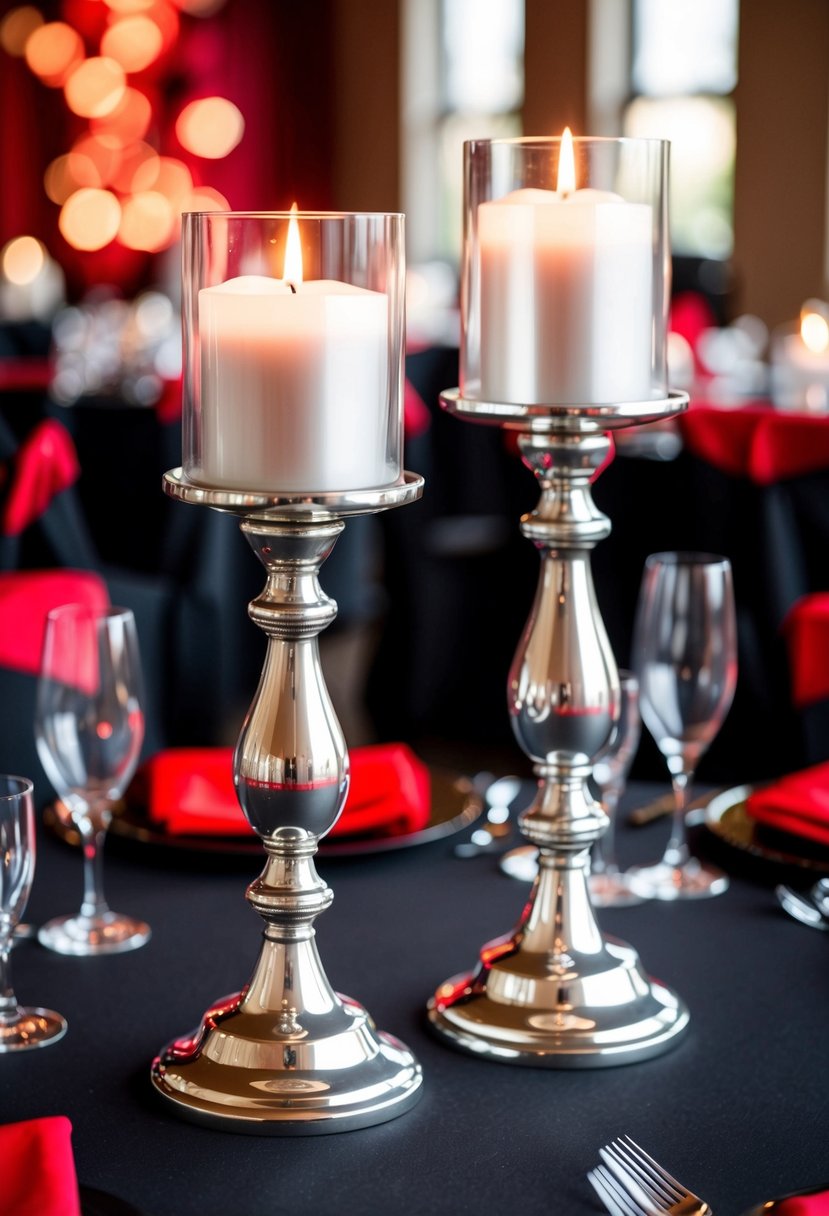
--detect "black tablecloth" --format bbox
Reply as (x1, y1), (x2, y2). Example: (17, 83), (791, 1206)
(4, 781), (829, 1216)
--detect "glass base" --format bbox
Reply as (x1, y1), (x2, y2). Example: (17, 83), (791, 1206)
(38, 912), (151, 956)
(590, 870), (646, 908)
(500, 848), (646, 907)
(0, 1007), (67, 1051)
(626, 859), (729, 901)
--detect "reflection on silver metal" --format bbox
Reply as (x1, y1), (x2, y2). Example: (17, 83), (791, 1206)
(429, 395), (690, 1066)
(439, 389), (688, 432)
(776, 880), (829, 931)
(152, 473), (424, 1133)
(162, 467), (424, 519)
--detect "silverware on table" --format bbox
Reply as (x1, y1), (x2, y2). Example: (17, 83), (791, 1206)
(776, 877), (829, 931)
(589, 1135), (712, 1216)
(453, 774), (522, 858)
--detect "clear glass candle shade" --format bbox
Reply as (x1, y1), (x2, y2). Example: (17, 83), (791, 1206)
(460, 137), (670, 407)
(182, 211), (405, 493)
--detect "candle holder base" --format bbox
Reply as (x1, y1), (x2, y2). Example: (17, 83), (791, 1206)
(428, 938), (688, 1068)
(152, 988), (422, 1135)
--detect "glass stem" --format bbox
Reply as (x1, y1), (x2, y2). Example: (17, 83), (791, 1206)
(592, 791), (619, 875)
(79, 818), (110, 921)
(664, 772), (692, 868)
(0, 944), (18, 1022)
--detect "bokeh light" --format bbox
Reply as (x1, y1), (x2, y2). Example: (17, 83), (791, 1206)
(132, 154), (191, 203)
(24, 21), (83, 86)
(2, 236), (45, 285)
(44, 155), (79, 205)
(92, 87), (153, 144)
(110, 141), (158, 192)
(175, 96), (244, 158)
(103, 0), (155, 12)
(101, 15), (163, 73)
(0, 6), (43, 57)
(181, 186), (230, 212)
(68, 134), (123, 188)
(172, 0), (227, 14)
(59, 188), (121, 250)
(119, 191), (176, 251)
(65, 56), (127, 118)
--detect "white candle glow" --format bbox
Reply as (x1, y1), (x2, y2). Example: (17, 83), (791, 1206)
(196, 209), (393, 492)
(478, 129), (654, 405)
(770, 301), (829, 412)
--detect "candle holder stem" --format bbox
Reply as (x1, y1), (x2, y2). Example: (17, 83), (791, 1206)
(428, 418), (689, 1066)
(152, 479), (424, 1132)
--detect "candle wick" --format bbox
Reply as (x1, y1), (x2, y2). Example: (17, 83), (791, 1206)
(288, 281), (297, 294)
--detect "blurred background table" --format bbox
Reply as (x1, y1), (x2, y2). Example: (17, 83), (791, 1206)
(3, 780), (827, 1216)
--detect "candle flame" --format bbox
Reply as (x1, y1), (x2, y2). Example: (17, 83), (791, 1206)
(800, 304), (829, 355)
(557, 127), (576, 196)
(283, 202), (303, 284)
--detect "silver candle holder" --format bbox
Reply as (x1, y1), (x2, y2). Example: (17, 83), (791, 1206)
(428, 134), (691, 1066)
(152, 210), (425, 1130)
(151, 473), (424, 1130)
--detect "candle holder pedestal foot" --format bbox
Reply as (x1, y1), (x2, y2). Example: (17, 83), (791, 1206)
(152, 471), (424, 1133)
(428, 394), (689, 1067)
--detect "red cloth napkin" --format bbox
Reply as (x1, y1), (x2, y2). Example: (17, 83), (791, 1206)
(783, 594), (829, 708)
(0, 1116), (81, 1216)
(746, 760), (829, 847)
(0, 569), (109, 677)
(679, 401), (829, 485)
(773, 1193), (829, 1215)
(131, 742), (431, 839)
(1, 419), (80, 536)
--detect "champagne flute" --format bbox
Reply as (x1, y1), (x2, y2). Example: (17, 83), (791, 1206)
(590, 670), (643, 907)
(35, 604), (150, 955)
(0, 775), (67, 1050)
(629, 552), (737, 900)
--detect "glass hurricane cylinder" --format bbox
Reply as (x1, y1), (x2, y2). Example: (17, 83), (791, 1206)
(182, 211), (405, 493)
(430, 136), (689, 1066)
(460, 135), (669, 408)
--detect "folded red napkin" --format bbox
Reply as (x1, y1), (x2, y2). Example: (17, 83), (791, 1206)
(783, 593), (829, 709)
(1, 419), (80, 537)
(131, 743), (431, 839)
(0, 1116), (80, 1216)
(773, 1192), (829, 1215)
(746, 761), (829, 847)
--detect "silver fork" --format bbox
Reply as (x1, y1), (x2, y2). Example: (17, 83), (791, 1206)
(590, 1136), (713, 1216)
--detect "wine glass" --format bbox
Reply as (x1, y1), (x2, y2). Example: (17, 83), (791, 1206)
(629, 552), (737, 900)
(0, 775), (67, 1050)
(590, 670), (643, 907)
(35, 604), (150, 955)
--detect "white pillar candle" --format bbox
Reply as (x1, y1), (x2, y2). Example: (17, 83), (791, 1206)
(197, 274), (394, 492)
(478, 146), (654, 405)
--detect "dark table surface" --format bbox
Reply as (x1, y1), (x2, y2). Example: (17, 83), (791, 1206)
(3, 778), (829, 1216)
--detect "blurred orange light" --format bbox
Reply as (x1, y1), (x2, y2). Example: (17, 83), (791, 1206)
(92, 87), (152, 144)
(24, 21), (83, 86)
(59, 188), (121, 251)
(110, 141), (158, 192)
(132, 155), (191, 202)
(181, 186), (229, 212)
(69, 134), (123, 188)
(0, 6), (43, 57)
(145, 1), (178, 52)
(172, 0), (226, 14)
(44, 155), (80, 204)
(103, 0), (155, 12)
(175, 96), (244, 159)
(65, 56), (127, 118)
(2, 236), (45, 285)
(101, 15), (163, 72)
(119, 191), (176, 251)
